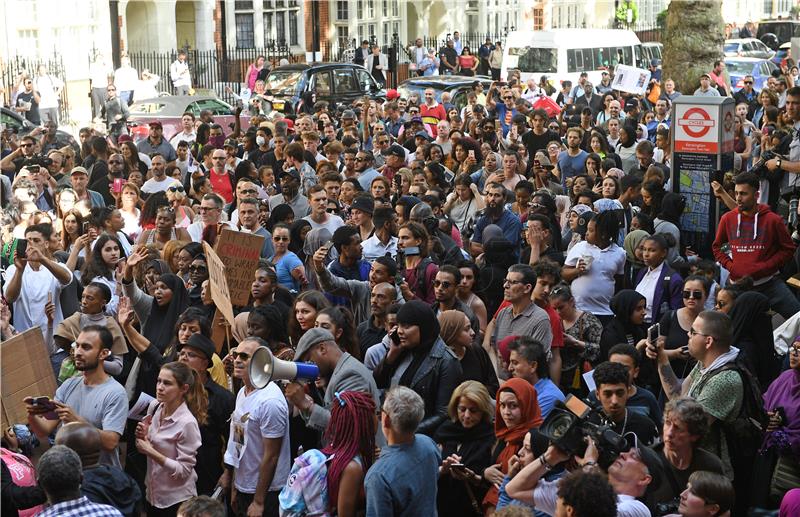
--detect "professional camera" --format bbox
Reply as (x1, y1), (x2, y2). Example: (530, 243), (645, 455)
(539, 394), (628, 469)
(22, 155), (53, 169)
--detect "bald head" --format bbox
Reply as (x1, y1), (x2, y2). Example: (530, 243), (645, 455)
(409, 202), (433, 222)
(370, 282), (397, 316)
(55, 422), (102, 468)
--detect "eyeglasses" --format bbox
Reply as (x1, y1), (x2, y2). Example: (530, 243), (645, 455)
(189, 265), (208, 272)
(355, 157), (367, 162)
(326, 207), (338, 213)
(231, 351), (251, 361)
(168, 185), (185, 193)
(504, 96), (513, 100)
(178, 350), (203, 360)
(273, 236), (290, 241)
(688, 327), (710, 337)
(108, 160), (123, 164)
(198, 206), (219, 213)
(433, 280), (453, 289)
(212, 157), (226, 161)
(503, 278), (524, 286)
(682, 290), (703, 300)
(20, 143), (33, 148)
(239, 188), (257, 195)
(744, 81), (753, 84)
(378, 139), (389, 144)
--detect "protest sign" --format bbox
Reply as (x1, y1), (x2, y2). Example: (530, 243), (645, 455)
(203, 242), (235, 325)
(611, 64), (651, 95)
(215, 229), (265, 306)
(1, 328), (56, 428)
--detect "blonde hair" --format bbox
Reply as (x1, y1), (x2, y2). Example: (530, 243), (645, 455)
(162, 240), (189, 272)
(447, 380), (493, 423)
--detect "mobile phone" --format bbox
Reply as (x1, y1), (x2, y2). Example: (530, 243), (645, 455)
(82, 221), (90, 234)
(494, 120), (501, 130)
(450, 463), (466, 469)
(468, 150), (475, 159)
(16, 239), (27, 258)
(647, 323), (660, 343)
(403, 246), (420, 256)
(321, 240), (334, 253)
(211, 486), (224, 501)
(390, 329), (401, 346)
(112, 178), (126, 193)
(775, 406), (787, 423)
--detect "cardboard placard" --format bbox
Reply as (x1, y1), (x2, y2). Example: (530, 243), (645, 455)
(215, 229), (265, 306)
(611, 64), (651, 95)
(203, 242), (235, 326)
(1, 327), (57, 429)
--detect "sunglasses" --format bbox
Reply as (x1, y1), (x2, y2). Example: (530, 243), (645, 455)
(682, 290), (703, 300)
(189, 265), (208, 272)
(378, 140), (389, 144)
(433, 280), (453, 289)
(744, 81), (753, 84)
(20, 143), (33, 148)
(326, 207), (339, 213)
(231, 351), (251, 361)
(168, 185), (185, 193)
(273, 236), (290, 241)
(240, 188), (257, 195)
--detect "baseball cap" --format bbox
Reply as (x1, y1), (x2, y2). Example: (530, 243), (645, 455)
(386, 144), (406, 158)
(278, 167), (301, 181)
(624, 98), (640, 112)
(342, 109), (356, 119)
(70, 166), (88, 176)
(414, 130), (433, 142)
(700, 72), (711, 79)
(410, 115), (424, 124)
(294, 328), (336, 361)
(386, 89), (400, 100)
(350, 195), (374, 215)
(284, 119), (295, 132)
(148, 121), (163, 129)
(223, 138), (237, 148)
(117, 134), (133, 143)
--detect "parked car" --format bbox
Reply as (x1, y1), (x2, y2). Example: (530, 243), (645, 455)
(261, 63), (385, 114)
(724, 57), (778, 92)
(127, 95), (250, 143)
(771, 42), (792, 66)
(396, 75), (494, 113)
(757, 20), (800, 48)
(724, 38), (775, 59)
(1, 107), (80, 153)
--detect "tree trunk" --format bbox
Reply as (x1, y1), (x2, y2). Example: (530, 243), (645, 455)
(662, 0), (725, 94)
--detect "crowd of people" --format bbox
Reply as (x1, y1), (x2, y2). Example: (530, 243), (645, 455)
(3, 39), (800, 517)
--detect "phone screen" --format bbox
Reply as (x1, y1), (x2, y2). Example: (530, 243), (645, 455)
(16, 239), (28, 258)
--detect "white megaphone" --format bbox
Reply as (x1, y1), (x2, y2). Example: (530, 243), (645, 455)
(249, 346), (320, 389)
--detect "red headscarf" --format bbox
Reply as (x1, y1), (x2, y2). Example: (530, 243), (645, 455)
(483, 377), (543, 509)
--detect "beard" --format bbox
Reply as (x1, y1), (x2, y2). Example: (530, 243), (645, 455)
(75, 356), (100, 372)
(486, 202), (503, 218)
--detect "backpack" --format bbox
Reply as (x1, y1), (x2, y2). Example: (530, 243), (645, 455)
(413, 256), (435, 301)
(278, 449), (331, 517)
(694, 354), (767, 471)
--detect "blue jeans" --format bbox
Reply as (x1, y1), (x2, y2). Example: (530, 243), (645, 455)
(754, 277), (800, 319)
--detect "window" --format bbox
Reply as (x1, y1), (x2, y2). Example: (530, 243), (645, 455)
(311, 71), (332, 95)
(333, 69), (358, 93)
(392, 0), (398, 16)
(191, 99), (233, 116)
(532, 8), (544, 30)
(369, 24), (375, 39)
(235, 0), (253, 8)
(235, 13), (255, 48)
(367, 0), (374, 17)
(357, 0), (363, 18)
(356, 69), (374, 91)
(289, 10), (298, 45)
(392, 22), (399, 41)
(358, 26), (364, 42)
(264, 13), (273, 42)
(263, 0), (272, 7)
(383, 22), (389, 46)
(508, 47), (557, 73)
(17, 30), (40, 54)
(337, 0), (348, 20)
(383, 0), (387, 16)
(276, 11), (286, 43)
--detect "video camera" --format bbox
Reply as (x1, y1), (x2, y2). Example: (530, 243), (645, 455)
(22, 155), (53, 170)
(539, 394), (628, 469)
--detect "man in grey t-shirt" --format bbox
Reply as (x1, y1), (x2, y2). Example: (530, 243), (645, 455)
(27, 326), (128, 467)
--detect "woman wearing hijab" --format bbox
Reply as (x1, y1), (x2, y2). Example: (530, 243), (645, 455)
(561, 204), (592, 251)
(599, 290), (647, 362)
(615, 122), (638, 174)
(654, 192), (687, 269)
(481, 378), (542, 513)
(373, 300), (464, 437)
(729, 291), (781, 388)
(623, 229), (649, 289)
(438, 310), (499, 397)
(435, 381), (496, 517)
(288, 219), (312, 262)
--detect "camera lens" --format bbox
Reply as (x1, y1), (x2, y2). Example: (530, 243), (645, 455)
(542, 412), (574, 440)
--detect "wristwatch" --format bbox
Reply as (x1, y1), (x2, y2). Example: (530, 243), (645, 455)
(777, 158), (782, 169)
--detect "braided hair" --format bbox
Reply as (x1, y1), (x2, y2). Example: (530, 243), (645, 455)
(320, 391), (376, 509)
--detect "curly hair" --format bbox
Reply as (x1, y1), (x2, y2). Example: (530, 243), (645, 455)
(556, 470), (617, 517)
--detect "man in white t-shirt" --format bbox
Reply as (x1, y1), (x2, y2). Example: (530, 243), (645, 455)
(140, 154), (171, 194)
(3, 224), (73, 372)
(34, 65), (64, 124)
(220, 337), (290, 517)
(303, 184), (344, 233)
(113, 56), (139, 105)
(169, 112), (198, 149)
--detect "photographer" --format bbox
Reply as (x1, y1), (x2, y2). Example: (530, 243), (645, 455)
(1, 135), (38, 173)
(505, 435), (655, 517)
(101, 84), (129, 144)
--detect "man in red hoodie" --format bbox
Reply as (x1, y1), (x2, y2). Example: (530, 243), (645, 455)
(712, 171), (800, 318)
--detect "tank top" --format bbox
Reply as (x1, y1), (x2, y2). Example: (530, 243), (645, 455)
(145, 228), (177, 245)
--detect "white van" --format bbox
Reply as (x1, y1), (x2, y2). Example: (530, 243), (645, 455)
(501, 29), (643, 88)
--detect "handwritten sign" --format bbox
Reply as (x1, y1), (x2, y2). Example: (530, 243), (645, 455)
(215, 229), (265, 306)
(1, 328), (56, 428)
(203, 242), (235, 325)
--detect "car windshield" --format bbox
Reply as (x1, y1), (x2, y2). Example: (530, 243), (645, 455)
(506, 47), (557, 73)
(264, 70), (304, 95)
(129, 102), (166, 114)
(724, 61), (755, 75)
(724, 43), (739, 53)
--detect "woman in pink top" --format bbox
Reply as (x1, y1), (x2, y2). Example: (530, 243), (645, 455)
(136, 361), (206, 517)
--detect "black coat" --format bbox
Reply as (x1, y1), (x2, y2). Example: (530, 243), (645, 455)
(374, 337), (464, 436)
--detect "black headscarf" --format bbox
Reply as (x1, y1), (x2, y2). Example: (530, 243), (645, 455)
(143, 273), (189, 353)
(288, 219), (312, 258)
(658, 193), (686, 226)
(610, 289), (646, 333)
(729, 291), (780, 387)
(397, 301), (441, 386)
